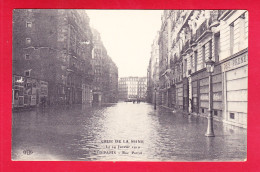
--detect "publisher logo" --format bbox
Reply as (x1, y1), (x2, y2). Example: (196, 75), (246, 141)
(23, 149), (33, 155)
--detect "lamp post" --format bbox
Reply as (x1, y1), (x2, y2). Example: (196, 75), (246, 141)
(205, 58), (215, 137)
(154, 87), (157, 110)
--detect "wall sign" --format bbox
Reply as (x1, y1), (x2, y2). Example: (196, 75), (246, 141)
(222, 53), (248, 72)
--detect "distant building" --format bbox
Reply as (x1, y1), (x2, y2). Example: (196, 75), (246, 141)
(118, 77), (147, 101)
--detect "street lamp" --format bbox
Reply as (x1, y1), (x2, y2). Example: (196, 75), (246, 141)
(154, 87), (157, 110)
(205, 58), (215, 137)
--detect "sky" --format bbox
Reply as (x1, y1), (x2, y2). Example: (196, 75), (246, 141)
(86, 10), (163, 78)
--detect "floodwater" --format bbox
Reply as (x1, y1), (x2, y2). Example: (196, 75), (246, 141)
(12, 102), (247, 161)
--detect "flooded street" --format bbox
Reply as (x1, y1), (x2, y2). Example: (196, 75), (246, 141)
(12, 102), (246, 161)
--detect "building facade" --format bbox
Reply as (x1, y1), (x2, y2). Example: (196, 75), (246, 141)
(147, 59), (153, 103)
(12, 9), (94, 107)
(108, 60), (119, 103)
(155, 10), (248, 128)
(219, 10), (248, 128)
(91, 28), (118, 105)
(118, 77), (147, 101)
(147, 32), (160, 105)
(137, 77), (147, 101)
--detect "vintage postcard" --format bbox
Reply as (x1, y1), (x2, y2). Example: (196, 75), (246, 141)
(11, 9), (247, 161)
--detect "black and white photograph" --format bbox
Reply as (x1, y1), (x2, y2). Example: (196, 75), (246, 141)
(11, 9), (248, 161)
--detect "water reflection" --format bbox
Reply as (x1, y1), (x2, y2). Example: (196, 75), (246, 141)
(12, 102), (246, 161)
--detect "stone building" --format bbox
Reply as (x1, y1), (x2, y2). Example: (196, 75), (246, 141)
(156, 10), (248, 128)
(218, 10), (248, 128)
(137, 77), (147, 101)
(118, 77), (128, 101)
(91, 28), (118, 105)
(12, 9), (94, 107)
(118, 77), (147, 101)
(147, 32), (160, 104)
(108, 59), (119, 103)
(147, 59), (153, 103)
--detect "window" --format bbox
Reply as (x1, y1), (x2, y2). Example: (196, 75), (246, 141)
(25, 54), (30, 60)
(26, 38), (31, 44)
(24, 70), (31, 77)
(239, 13), (246, 45)
(230, 113), (235, 119)
(202, 45), (205, 68)
(184, 59), (187, 76)
(209, 40), (212, 59)
(194, 51), (198, 72)
(214, 110), (218, 116)
(202, 108), (205, 113)
(190, 55), (193, 68)
(230, 22), (234, 55)
(26, 22), (32, 28)
(214, 33), (220, 62)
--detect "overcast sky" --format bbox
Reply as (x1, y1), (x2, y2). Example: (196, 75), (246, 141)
(86, 10), (163, 78)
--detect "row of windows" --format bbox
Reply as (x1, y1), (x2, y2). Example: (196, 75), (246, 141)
(183, 34), (219, 76)
(25, 21), (32, 45)
(184, 12), (247, 75)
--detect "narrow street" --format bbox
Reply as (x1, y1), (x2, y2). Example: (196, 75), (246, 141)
(12, 102), (246, 161)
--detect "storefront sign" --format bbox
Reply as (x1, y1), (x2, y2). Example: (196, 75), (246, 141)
(200, 94), (209, 101)
(222, 53), (248, 72)
(213, 92), (222, 101)
(201, 93), (222, 101)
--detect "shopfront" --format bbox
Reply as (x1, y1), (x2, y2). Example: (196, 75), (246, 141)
(191, 65), (222, 118)
(12, 75), (48, 109)
(12, 76), (25, 108)
(222, 50), (248, 128)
